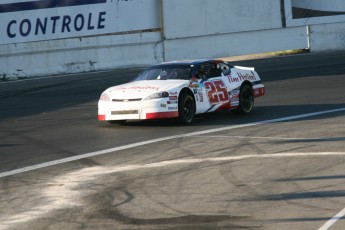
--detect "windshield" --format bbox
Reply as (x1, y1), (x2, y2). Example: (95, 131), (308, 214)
(134, 65), (192, 81)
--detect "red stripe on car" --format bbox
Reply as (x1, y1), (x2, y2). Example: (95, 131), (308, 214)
(216, 101), (231, 111)
(98, 115), (106, 120)
(146, 111), (179, 119)
(254, 87), (265, 98)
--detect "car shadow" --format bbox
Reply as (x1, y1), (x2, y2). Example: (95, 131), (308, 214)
(106, 103), (345, 128)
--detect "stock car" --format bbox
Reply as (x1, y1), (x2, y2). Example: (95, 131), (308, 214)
(98, 59), (265, 124)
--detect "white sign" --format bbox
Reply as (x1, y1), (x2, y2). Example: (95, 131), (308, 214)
(0, 0), (161, 45)
(284, 0), (345, 27)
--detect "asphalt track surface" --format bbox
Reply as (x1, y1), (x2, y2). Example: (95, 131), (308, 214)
(0, 51), (345, 230)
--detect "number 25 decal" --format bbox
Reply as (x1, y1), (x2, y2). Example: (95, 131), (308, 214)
(204, 80), (229, 104)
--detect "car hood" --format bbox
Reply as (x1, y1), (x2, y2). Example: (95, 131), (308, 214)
(105, 80), (189, 99)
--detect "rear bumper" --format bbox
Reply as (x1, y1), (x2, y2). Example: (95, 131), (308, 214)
(253, 84), (265, 98)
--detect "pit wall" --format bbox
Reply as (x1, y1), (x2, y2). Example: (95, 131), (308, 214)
(309, 22), (345, 52)
(0, 0), (344, 79)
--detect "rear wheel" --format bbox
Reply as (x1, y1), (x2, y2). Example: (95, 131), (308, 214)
(178, 91), (195, 124)
(234, 84), (254, 114)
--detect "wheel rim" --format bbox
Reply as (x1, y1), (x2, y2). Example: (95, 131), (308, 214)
(241, 89), (253, 112)
(183, 97), (194, 119)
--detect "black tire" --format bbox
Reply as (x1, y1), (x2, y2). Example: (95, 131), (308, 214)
(107, 120), (126, 125)
(234, 84), (254, 114)
(178, 91), (195, 124)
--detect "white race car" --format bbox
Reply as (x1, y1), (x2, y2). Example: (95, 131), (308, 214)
(98, 59), (265, 124)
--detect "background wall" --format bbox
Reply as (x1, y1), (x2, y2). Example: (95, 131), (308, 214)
(309, 22), (345, 52)
(161, 0), (307, 60)
(162, 0), (282, 39)
(0, 0), (344, 80)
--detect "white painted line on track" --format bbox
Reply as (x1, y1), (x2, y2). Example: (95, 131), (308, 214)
(30, 152), (345, 174)
(319, 207), (345, 230)
(193, 135), (327, 140)
(0, 107), (345, 179)
(37, 152), (345, 175)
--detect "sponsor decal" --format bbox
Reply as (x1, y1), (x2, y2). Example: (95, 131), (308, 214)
(6, 12), (106, 40)
(230, 89), (240, 106)
(237, 72), (256, 81)
(231, 101), (239, 106)
(230, 90), (239, 96)
(230, 90), (240, 99)
(0, 0), (107, 13)
(169, 96), (178, 100)
(198, 91), (204, 102)
(169, 91), (178, 95)
(116, 86), (160, 91)
(189, 83), (199, 89)
(167, 100), (178, 104)
(0, 0), (160, 45)
(227, 75), (240, 83)
(168, 106), (178, 110)
(160, 103), (167, 108)
(204, 79), (229, 104)
(1, 0), (107, 42)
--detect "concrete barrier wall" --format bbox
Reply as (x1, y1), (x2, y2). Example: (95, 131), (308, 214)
(162, 0), (282, 39)
(164, 27), (308, 61)
(161, 0), (307, 61)
(309, 22), (345, 52)
(0, 32), (163, 80)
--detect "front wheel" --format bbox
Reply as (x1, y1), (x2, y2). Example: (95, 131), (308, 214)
(234, 84), (254, 114)
(178, 91), (195, 124)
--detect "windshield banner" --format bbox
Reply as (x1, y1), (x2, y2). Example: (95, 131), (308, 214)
(0, 0), (160, 45)
(284, 0), (345, 26)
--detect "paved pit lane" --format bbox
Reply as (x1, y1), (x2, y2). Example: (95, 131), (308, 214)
(0, 51), (345, 229)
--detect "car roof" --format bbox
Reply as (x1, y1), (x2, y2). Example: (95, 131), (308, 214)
(161, 59), (211, 65)
(147, 59), (234, 71)
(151, 59), (226, 67)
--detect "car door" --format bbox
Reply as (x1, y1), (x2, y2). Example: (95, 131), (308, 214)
(199, 62), (231, 112)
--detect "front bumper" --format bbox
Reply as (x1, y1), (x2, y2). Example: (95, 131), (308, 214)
(98, 99), (179, 121)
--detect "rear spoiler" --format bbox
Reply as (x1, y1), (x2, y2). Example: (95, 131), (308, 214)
(234, 66), (255, 71)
